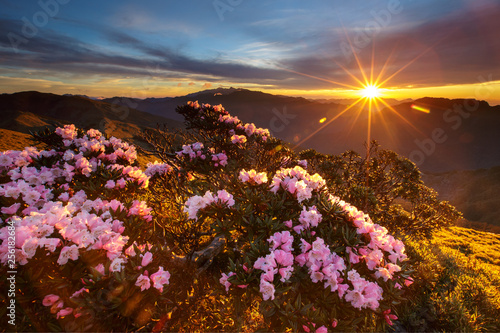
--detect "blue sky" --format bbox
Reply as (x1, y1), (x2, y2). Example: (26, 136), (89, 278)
(0, 0), (499, 103)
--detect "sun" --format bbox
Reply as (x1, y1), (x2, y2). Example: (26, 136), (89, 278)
(360, 84), (381, 99)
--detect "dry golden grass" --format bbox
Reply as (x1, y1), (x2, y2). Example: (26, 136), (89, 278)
(0, 128), (43, 151)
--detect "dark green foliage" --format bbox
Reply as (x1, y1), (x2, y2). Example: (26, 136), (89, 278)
(301, 142), (462, 239)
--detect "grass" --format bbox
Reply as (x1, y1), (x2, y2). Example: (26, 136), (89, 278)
(399, 226), (500, 332)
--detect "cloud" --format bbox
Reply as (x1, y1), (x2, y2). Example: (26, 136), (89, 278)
(0, 19), (291, 84)
(274, 2), (500, 90)
(202, 83), (212, 88)
(188, 82), (195, 86)
(0, 1), (499, 94)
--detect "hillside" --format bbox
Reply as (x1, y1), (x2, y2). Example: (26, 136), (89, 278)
(104, 89), (500, 173)
(402, 226), (500, 332)
(0, 91), (182, 141)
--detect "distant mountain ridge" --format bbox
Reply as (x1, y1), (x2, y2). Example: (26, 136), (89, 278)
(103, 88), (500, 172)
(1, 89), (499, 173)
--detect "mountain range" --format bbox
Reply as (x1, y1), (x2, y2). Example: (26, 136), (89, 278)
(101, 88), (500, 173)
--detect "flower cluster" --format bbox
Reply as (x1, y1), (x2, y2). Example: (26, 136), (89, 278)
(231, 134), (247, 145)
(331, 195), (408, 275)
(144, 161), (173, 177)
(187, 100), (270, 142)
(135, 266), (171, 292)
(184, 189), (235, 220)
(254, 231), (295, 300)
(106, 164), (149, 188)
(344, 270), (384, 310)
(238, 169), (268, 185)
(216, 164), (410, 330)
(42, 294), (76, 319)
(0, 125), (170, 325)
(270, 166), (326, 202)
(176, 142), (228, 168)
(55, 124), (138, 163)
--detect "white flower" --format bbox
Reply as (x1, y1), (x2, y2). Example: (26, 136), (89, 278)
(135, 274), (151, 291)
(57, 245), (79, 265)
(109, 257), (126, 272)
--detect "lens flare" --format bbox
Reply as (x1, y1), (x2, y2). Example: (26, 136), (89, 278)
(411, 104), (430, 113)
(361, 84), (381, 99)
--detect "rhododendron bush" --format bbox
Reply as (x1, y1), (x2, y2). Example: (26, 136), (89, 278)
(0, 101), (456, 332)
(0, 126), (173, 331)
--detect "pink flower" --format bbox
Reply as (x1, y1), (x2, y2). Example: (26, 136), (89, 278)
(231, 134), (247, 144)
(56, 307), (73, 319)
(239, 169), (268, 184)
(217, 190), (234, 207)
(1, 203), (20, 215)
(404, 277), (414, 287)
(295, 253), (308, 266)
(141, 251), (153, 267)
(135, 274), (151, 291)
(259, 280), (275, 301)
(274, 250), (294, 266)
(23, 190), (41, 205)
(42, 294), (60, 307)
(365, 248), (383, 270)
(310, 270), (324, 283)
(267, 231), (293, 251)
(58, 192), (70, 201)
(150, 266), (170, 293)
(105, 180), (116, 189)
(383, 309), (398, 325)
(70, 287), (89, 298)
(94, 263), (105, 275)
(293, 225), (304, 234)
(299, 206), (322, 228)
(57, 245), (79, 265)
(278, 266), (294, 282)
(116, 178), (127, 188)
(244, 123), (256, 136)
(316, 325), (328, 333)
(253, 257), (267, 270)
(219, 272), (235, 292)
(109, 257), (126, 272)
(375, 267), (392, 282)
(39, 238), (60, 253)
(337, 283), (349, 299)
(261, 269), (275, 283)
(300, 238), (312, 253)
(346, 246), (360, 264)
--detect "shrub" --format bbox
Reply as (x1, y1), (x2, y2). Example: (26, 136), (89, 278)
(0, 126), (172, 332)
(0, 100), (463, 332)
(141, 102), (414, 331)
(301, 144), (461, 239)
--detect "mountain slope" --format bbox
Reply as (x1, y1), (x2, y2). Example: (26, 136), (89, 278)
(0, 91), (182, 141)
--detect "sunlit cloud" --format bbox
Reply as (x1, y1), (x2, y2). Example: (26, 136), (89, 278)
(0, 1), (497, 103)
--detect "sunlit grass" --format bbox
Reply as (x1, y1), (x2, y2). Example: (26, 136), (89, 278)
(401, 226), (500, 331)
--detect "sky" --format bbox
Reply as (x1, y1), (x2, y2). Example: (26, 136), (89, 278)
(0, 0), (499, 105)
